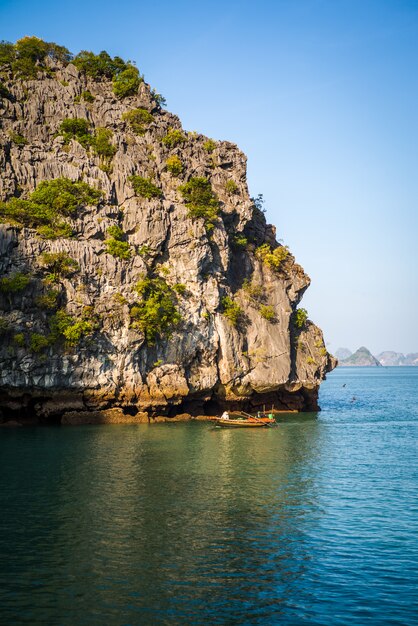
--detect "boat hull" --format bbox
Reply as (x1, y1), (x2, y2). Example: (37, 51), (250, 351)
(215, 419), (268, 428)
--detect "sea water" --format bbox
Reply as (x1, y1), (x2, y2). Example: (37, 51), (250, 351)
(0, 367), (417, 625)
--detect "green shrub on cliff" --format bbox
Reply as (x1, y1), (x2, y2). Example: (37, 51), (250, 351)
(221, 296), (242, 327)
(36, 289), (60, 310)
(8, 132), (27, 146)
(39, 251), (79, 282)
(30, 178), (102, 215)
(130, 276), (181, 343)
(29, 333), (49, 353)
(13, 333), (25, 347)
(162, 129), (186, 148)
(293, 308), (308, 329)
(225, 180), (238, 194)
(113, 66), (142, 98)
(0, 177), (101, 238)
(150, 89), (166, 108)
(165, 155), (183, 176)
(58, 118), (91, 148)
(259, 305), (275, 322)
(0, 272), (30, 293)
(232, 234), (248, 249)
(74, 90), (95, 103)
(129, 175), (162, 199)
(203, 139), (216, 153)
(122, 108), (154, 134)
(93, 127), (117, 158)
(73, 50), (127, 79)
(0, 41), (15, 65)
(242, 278), (264, 302)
(58, 120), (116, 160)
(178, 177), (219, 231)
(255, 243), (289, 271)
(1, 37), (72, 79)
(105, 226), (131, 260)
(49, 308), (94, 346)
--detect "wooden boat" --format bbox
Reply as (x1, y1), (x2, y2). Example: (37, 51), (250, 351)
(214, 411), (277, 428)
(214, 417), (268, 428)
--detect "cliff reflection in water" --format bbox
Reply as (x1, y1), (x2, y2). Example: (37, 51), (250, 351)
(0, 418), (322, 624)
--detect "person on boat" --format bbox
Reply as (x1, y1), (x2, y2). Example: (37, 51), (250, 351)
(221, 411), (230, 420)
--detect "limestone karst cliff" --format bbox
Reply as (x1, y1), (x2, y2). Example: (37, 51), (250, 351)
(0, 38), (336, 423)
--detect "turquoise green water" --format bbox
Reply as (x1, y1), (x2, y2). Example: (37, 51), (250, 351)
(0, 367), (417, 624)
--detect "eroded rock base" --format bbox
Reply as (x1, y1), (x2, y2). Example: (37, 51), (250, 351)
(0, 386), (320, 426)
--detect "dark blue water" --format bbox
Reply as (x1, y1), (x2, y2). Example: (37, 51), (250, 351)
(0, 367), (417, 625)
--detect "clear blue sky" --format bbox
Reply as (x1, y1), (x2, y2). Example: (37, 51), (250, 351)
(2, 0), (417, 355)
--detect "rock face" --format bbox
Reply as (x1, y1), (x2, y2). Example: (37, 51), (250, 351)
(0, 47), (336, 423)
(339, 347), (381, 367)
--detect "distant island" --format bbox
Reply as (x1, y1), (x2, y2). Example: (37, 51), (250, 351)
(336, 347), (418, 366)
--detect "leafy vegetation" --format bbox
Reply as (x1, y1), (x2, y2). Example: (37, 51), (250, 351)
(137, 244), (152, 258)
(251, 193), (266, 212)
(293, 308), (308, 329)
(130, 276), (181, 343)
(221, 296), (243, 328)
(255, 243), (289, 271)
(203, 139), (216, 153)
(13, 333), (25, 347)
(113, 66), (142, 98)
(105, 226), (131, 259)
(172, 283), (187, 295)
(0, 41), (15, 65)
(0, 177), (101, 238)
(128, 175), (162, 199)
(178, 177), (219, 231)
(162, 128), (186, 148)
(30, 178), (101, 215)
(58, 119), (116, 158)
(0, 272), (30, 293)
(8, 132), (27, 146)
(72, 50), (128, 78)
(259, 305), (275, 321)
(49, 308), (95, 346)
(122, 108), (153, 134)
(93, 127), (116, 158)
(242, 278), (264, 302)
(58, 117), (91, 148)
(232, 234), (248, 249)
(0, 37), (72, 79)
(225, 180), (238, 194)
(36, 289), (60, 310)
(150, 89), (166, 107)
(29, 333), (49, 353)
(39, 251), (79, 282)
(74, 90), (95, 103)
(165, 155), (183, 176)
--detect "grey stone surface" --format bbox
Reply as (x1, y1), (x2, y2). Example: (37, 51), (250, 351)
(0, 61), (336, 421)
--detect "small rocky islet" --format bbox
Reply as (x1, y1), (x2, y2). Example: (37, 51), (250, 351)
(0, 37), (336, 425)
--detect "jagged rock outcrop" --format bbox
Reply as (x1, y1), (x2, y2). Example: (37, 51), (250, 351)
(0, 42), (336, 423)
